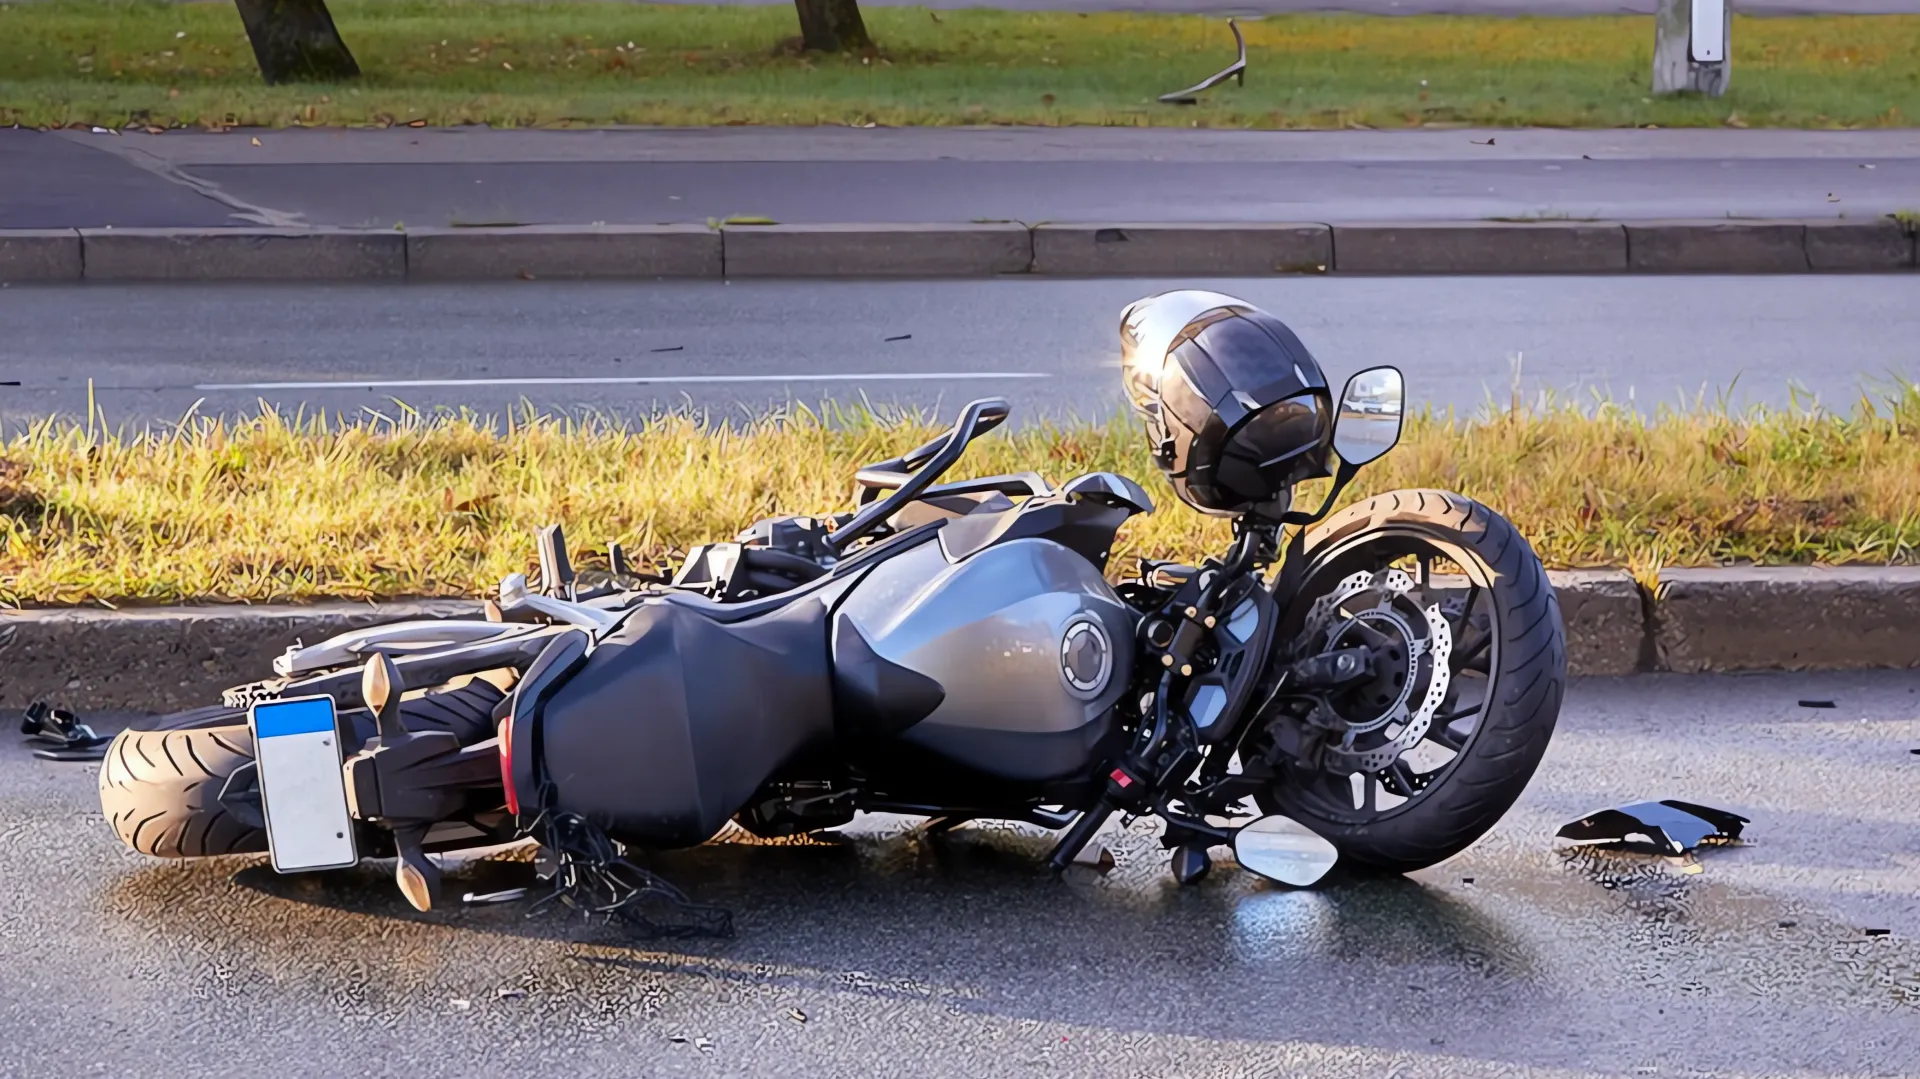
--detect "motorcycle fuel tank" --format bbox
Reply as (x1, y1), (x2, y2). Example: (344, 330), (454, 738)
(832, 536), (1137, 781)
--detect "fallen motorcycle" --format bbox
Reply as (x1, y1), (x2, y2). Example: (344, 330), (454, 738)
(100, 291), (1566, 928)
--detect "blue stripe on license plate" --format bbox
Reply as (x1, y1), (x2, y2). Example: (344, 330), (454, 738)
(254, 697), (336, 739)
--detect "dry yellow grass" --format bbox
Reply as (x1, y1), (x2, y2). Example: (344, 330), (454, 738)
(3, 391), (1916, 608)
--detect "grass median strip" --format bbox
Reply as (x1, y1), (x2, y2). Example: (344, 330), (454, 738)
(3, 1), (1917, 130)
(2, 390), (1916, 608)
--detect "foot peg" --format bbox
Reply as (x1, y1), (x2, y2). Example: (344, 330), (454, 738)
(392, 823), (441, 912)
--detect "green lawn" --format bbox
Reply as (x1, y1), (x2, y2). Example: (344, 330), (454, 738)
(2, 0), (1917, 129)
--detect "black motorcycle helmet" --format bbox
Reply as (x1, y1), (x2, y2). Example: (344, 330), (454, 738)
(1120, 291), (1333, 517)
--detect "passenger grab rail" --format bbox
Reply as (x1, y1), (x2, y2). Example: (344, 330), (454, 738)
(829, 398), (1010, 554)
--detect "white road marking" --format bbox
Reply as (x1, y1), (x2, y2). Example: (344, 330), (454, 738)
(195, 372), (1051, 391)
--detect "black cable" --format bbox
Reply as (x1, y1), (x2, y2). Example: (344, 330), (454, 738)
(521, 809), (734, 939)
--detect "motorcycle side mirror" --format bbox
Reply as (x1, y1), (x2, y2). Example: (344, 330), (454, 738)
(1331, 365), (1405, 467)
(1233, 814), (1339, 887)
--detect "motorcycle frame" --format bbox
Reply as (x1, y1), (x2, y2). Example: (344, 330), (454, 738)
(278, 397), (1389, 870)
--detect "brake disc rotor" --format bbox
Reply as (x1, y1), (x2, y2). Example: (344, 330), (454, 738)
(1300, 569), (1453, 775)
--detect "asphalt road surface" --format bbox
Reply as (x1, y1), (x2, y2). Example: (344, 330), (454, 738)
(2, 275), (1915, 430)
(10, 127), (1920, 229)
(3, 672), (1917, 1076)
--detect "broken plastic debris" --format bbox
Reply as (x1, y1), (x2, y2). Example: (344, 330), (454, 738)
(1556, 799), (1749, 856)
(462, 887), (529, 905)
(21, 701), (111, 761)
(1798, 699), (1836, 709)
(785, 1008), (807, 1023)
(1865, 927), (1891, 937)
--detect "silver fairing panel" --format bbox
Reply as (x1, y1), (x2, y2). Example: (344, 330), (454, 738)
(834, 537), (1136, 778)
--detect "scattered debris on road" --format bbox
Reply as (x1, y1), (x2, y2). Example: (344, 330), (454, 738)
(20, 701), (110, 761)
(1556, 799), (1749, 857)
(1799, 699), (1836, 709)
(497, 987), (527, 1000)
(785, 1008), (807, 1024)
(1159, 19), (1246, 105)
(885, 334), (912, 342)
(463, 887), (530, 905)
(650, 345), (684, 353)
(1864, 928), (1891, 937)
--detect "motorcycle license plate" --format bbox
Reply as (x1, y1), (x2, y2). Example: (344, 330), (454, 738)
(250, 695), (359, 873)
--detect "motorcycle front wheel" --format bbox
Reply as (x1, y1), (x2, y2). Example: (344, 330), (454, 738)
(1258, 489), (1566, 874)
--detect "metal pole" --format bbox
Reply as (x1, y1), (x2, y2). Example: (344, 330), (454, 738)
(1654, 0), (1732, 97)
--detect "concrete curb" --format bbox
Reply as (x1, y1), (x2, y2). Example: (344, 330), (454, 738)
(79, 227), (407, 281)
(1654, 566), (1920, 673)
(1031, 223), (1331, 276)
(0, 230), (82, 282)
(407, 224), (720, 280)
(722, 223), (1033, 277)
(1, 220), (1912, 283)
(1333, 221), (1627, 274)
(3, 569), (1914, 712)
(0, 600), (483, 714)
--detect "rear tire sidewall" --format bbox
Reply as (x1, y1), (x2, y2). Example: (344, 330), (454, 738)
(100, 681), (507, 860)
(1261, 489), (1566, 875)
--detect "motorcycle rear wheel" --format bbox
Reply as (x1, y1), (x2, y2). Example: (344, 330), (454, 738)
(1259, 489), (1566, 874)
(99, 681), (505, 859)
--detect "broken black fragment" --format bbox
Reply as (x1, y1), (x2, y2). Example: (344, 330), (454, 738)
(21, 701), (111, 761)
(1556, 799), (1749, 856)
(1798, 700), (1836, 709)
(884, 334), (912, 342)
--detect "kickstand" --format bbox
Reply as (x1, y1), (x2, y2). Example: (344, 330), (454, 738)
(21, 701), (111, 761)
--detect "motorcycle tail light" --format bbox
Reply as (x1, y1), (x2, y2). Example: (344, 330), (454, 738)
(498, 715), (520, 816)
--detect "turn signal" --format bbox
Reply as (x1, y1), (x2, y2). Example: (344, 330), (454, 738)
(498, 716), (519, 816)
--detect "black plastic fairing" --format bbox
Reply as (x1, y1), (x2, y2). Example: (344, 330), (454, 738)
(504, 628), (591, 811)
(536, 596), (834, 847)
(938, 495), (1138, 570)
(831, 613), (946, 737)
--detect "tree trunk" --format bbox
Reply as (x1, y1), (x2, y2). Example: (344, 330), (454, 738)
(233, 0), (360, 85)
(792, 0), (873, 52)
(1653, 0), (1730, 97)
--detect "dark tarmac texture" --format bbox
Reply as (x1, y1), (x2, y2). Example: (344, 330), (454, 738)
(3, 672), (1917, 1077)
